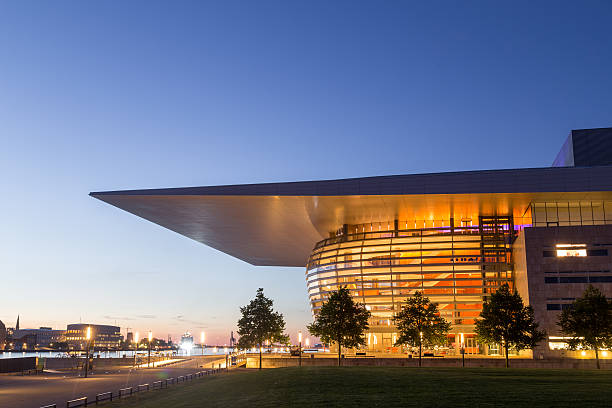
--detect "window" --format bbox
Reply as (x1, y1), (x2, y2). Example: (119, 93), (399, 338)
(559, 276), (588, 283)
(589, 276), (612, 283)
(587, 249), (608, 256)
(547, 304), (561, 311)
(556, 248), (587, 257)
(544, 277), (559, 283)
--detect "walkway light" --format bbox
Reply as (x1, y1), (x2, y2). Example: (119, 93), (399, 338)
(148, 331), (153, 368)
(133, 332), (139, 368)
(298, 331), (302, 367)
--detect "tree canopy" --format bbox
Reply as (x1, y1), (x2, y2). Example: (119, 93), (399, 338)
(394, 291), (451, 366)
(237, 288), (288, 369)
(307, 286), (370, 366)
(557, 285), (612, 369)
(475, 284), (545, 368)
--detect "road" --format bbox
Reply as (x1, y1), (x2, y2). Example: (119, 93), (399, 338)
(0, 356), (226, 408)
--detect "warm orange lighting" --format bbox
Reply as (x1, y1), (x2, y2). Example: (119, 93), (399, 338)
(86, 327), (91, 341)
(134, 332), (139, 344)
(298, 331), (302, 343)
(148, 331), (153, 342)
(201, 332), (205, 344)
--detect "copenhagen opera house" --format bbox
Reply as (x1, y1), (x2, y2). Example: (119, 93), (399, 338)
(92, 127), (612, 359)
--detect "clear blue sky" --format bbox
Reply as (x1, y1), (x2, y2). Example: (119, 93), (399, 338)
(1, 1), (611, 344)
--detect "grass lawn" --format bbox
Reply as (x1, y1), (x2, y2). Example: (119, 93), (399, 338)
(107, 366), (612, 407)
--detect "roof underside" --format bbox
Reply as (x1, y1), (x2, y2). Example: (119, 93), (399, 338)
(91, 166), (612, 267)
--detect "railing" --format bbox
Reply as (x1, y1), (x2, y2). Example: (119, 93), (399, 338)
(66, 396), (87, 407)
(39, 368), (224, 408)
(95, 392), (112, 403)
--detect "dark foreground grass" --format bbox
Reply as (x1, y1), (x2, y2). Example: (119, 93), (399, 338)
(108, 366), (612, 408)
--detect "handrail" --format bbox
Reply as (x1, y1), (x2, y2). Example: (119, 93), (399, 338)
(66, 396), (87, 408)
(95, 391), (113, 403)
(38, 363), (225, 408)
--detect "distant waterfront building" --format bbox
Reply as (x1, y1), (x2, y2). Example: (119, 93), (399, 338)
(126, 331), (134, 344)
(92, 127), (612, 359)
(65, 324), (122, 350)
(11, 327), (65, 348)
(0, 320), (6, 349)
(180, 332), (194, 349)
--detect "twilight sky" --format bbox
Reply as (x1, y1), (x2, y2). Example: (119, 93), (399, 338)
(1, 1), (612, 344)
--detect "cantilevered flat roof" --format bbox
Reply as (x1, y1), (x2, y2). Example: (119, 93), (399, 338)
(91, 165), (612, 267)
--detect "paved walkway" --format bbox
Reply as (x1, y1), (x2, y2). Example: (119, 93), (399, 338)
(0, 356), (225, 408)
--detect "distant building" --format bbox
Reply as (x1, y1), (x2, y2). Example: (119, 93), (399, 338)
(126, 332), (134, 343)
(180, 332), (193, 349)
(0, 320), (6, 349)
(65, 324), (122, 350)
(11, 327), (65, 348)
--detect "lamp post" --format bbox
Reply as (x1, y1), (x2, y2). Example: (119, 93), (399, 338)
(148, 331), (152, 368)
(419, 331), (423, 368)
(84, 326), (91, 378)
(460, 333), (465, 368)
(201, 332), (205, 356)
(298, 331), (302, 367)
(133, 332), (139, 368)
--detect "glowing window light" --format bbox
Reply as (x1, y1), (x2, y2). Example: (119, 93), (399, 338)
(602, 351), (608, 357)
(556, 244), (587, 257)
(581, 350), (587, 356)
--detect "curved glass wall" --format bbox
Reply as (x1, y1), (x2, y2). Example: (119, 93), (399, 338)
(306, 218), (515, 353)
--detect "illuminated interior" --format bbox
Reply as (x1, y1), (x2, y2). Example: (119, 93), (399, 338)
(306, 216), (516, 353)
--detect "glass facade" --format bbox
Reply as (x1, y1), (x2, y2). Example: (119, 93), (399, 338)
(306, 217), (515, 353)
(531, 201), (612, 227)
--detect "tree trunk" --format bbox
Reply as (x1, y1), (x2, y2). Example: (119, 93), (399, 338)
(337, 338), (341, 367)
(504, 342), (509, 369)
(419, 340), (422, 368)
(595, 348), (600, 370)
(259, 343), (262, 371)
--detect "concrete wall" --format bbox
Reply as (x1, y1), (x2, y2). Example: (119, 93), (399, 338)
(247, 356), (612, 370)
(0, 357), (36, 373)
(514, 225), (612, 358)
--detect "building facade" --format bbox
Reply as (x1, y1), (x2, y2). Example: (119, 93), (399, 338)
(92, 127), (612, 359)
(11, 327), (66, 348)
(65, 324), (122, 350)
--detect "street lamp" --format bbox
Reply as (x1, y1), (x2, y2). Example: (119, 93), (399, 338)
(419, 331), (423, 368)
(84, 326), (92, 378)
(148, 331), (153, 368)
(133, 332), (139, 368)
(298, 331), (302, 367)
(460, 333), (465, 368)
(201, 332), (205, 356)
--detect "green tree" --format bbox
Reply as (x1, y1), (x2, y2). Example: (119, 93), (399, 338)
(307, 287), (371, 366)
(475, 284), (545, 368)
(557, 285), (612, 369)
(237, 288), (289, 370)
(394, 291), (451, 367)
